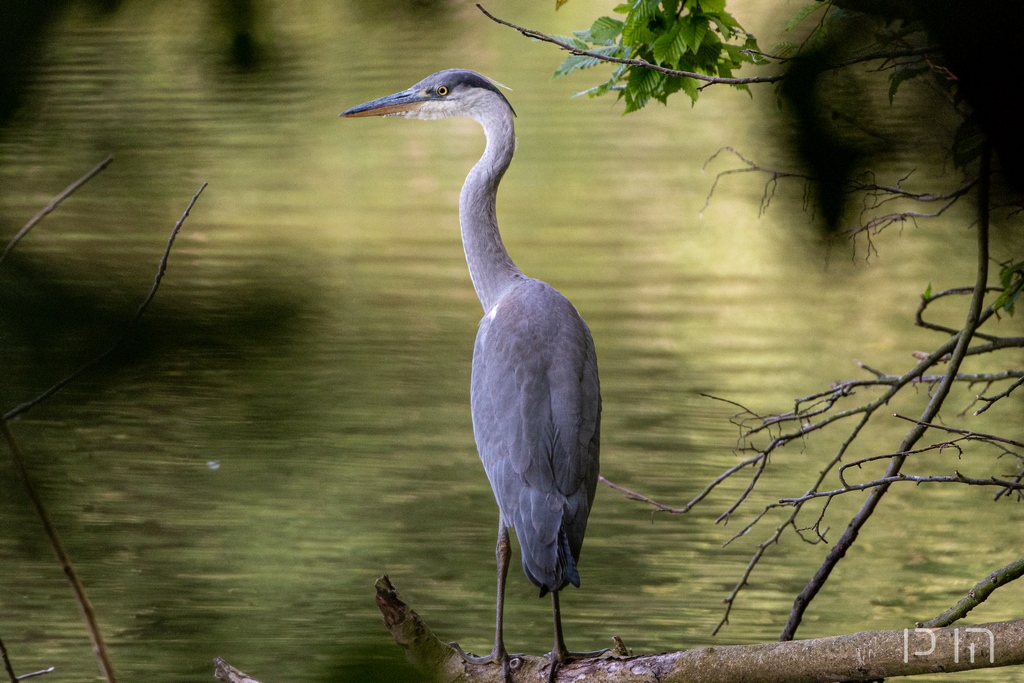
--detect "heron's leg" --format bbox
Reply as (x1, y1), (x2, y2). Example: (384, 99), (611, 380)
(493, 524), (511, 659)
(451, 525), (514, 681)
(546, 591), (609, 683)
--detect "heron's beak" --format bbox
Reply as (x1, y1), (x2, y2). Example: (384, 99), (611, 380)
(339, 88), (425, 118)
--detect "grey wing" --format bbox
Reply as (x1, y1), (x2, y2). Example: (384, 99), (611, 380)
(470, 281), (601, 594)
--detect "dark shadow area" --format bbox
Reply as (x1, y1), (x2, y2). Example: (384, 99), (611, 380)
(0, 255), (308, 406)
(0, 0), (63, 127)
(777, 0), (1024, 235)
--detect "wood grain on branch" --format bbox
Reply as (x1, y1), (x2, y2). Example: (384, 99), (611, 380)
(360, 577), (1024, 682)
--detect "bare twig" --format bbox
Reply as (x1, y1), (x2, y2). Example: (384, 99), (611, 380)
(15, 669), (55, 681)
(701, 147), (808, 216)
(0, 155), (114, 269)
(779, 472), (1024, 505)
(851, 175), (977, 207)
(744, 46), (939, 67)
(0, 637), (17, 683)
(851, 194), (962, 238)
(975, 376), (1024, 415)
(1, 420), (117, 683)
(599, 476), (688, 515)
(779, 140), (994, 641)
(915, 285), (1003, 340)
(920, 557), (1024, 628)
(476, 5), (784, 87)
(891, 415), (1024, 451)
(0, 183), (207, 683)
(712, 515), (790, 636)
(4, 183), (208, 421)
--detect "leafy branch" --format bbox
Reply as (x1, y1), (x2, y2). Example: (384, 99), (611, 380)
(478, 3), (774, 110)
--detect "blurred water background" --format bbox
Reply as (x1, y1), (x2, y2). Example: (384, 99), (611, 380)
(1, 1), (1022, 682)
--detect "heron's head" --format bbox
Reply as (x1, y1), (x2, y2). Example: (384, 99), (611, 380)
(340, 69), (515, 122)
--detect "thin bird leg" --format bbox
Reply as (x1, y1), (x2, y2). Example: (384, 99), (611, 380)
(547, 591), (609, 683)
(451, 525), (515, 681)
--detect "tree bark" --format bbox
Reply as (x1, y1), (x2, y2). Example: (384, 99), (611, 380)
(372, 576), (1024, 682)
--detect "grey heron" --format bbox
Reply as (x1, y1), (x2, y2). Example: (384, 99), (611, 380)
(341, 69), (602, 681)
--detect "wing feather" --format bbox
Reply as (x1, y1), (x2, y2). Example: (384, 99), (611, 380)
(471, 279), (600, 593)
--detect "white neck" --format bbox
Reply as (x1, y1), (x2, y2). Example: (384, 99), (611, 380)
(458, 93), (523, 313)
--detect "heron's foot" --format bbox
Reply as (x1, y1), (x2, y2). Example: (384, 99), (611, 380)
(545, 647), (610, 683)
(448, 642), (522, 682)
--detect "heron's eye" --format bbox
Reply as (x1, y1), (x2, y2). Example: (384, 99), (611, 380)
(435, 85), (449, 97)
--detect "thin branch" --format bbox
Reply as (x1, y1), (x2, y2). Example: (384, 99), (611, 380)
(965, 336), (1024, 356)
(850, 193), (962, 238)
(715, 450), (769, 523)
(826, 45), (941, 70)
(975, 376), (1024, 415)
(715, 411), (868, 633)
(779, 472), (1024, 505)
(920, 557), (1024, 628)
(0, 155), (114, 269)
(599, 450), (763, 517)
(780, 139), (994, 642)
(476, 5), (784, 86)
(891, 415), (1024, 451)
(2, 420), (117, 683)
(598, 475), (688, 515)
(4, 183), (208, 421)
(0, 637), (17, 683)
(701, 147), (807, 216)
(915, 285), (1003, 340)
(711, 521), (788, 636)
(851, 175), (977, 205)
(16, 670), (55, 681)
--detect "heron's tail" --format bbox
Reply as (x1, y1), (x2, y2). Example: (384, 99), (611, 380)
(524, 527), (580, 597)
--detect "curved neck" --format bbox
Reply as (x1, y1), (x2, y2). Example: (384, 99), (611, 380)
(460, 99), (522, 313)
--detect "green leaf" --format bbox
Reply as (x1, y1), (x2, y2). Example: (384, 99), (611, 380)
(653, 22), (687, 64)
(770, 40), (798, 59)
(952, 119), (986, 169)
(992, 262), (1024, 315)
(624, 66), (665, 113)
(999, 260), (1024, 288)
(693, 34), (721, 71)
(589, 16), (625, 44)
(923, 282), (932, 301)
(1005, 288), (1021, 315)
(554, 54), (595, 77)
(887, 61), (928, 104)
(716, 10), (741, 31)
(679, 15), (709, 53)
(697, 0), (726, 14)
(622, 0), (658, 45)
(784, 2), (825, 32)
(612, 2), (632, 13)
(553, 45), (623, 77)
(680, 76), (700, 103)
(550, 33), (590, 50)
(993, 283), (1023, 316)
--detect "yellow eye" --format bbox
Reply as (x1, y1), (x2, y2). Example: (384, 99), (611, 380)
(435, 85), (449, 97)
